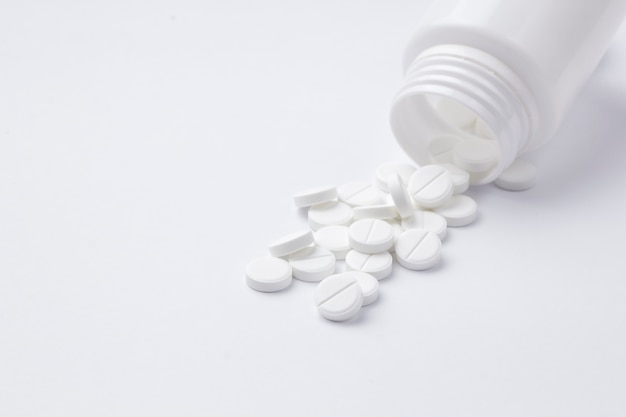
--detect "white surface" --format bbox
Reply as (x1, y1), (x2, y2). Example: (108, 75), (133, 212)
(1, 1), (626, 416)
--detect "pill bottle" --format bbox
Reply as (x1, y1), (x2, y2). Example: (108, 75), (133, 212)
(390, 0), (626, 184)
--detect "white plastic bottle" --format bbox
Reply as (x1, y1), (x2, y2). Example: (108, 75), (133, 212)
(390, 0), (626, 184)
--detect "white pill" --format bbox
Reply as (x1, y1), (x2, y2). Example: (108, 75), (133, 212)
(452, 139), (499, 173)
(308, 201), (353, 231)
(401, 210), (447, 240)
(434, 194), (478, 227)
(293, 185), (337, 208)
(314, 226), (350, 260)
(315, 273), (363, 322)
(352, 204), (398, 221)
(494, 159), (537, 191)
(440, 163), (470, 194)
(345, 250), (393, 280)
(246, 256), (293, 292)
(374, 162), (417, 192)
(338, 182), (383, 207)
(428, 135), (461, 164)
(268, 230), (314, 258)
(408, 165), (454, 209)
(388, 173), (415, 218)
(436, 97), (477, 129)
(389, 220), (404, 246)
(351, 271), (379, 306)
(395, 229), (441, 271)
(289, 246), (336, 282)
(348, 218), (395, 254)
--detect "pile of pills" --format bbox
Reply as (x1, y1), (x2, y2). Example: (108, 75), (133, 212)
(246, 158), (536, 322)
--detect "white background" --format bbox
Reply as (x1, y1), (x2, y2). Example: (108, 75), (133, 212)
(2, 1), (626, 416)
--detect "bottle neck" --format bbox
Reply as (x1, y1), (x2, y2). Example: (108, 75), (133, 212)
(391, 45), (539, 184)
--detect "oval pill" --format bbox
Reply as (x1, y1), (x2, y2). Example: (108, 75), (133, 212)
(315, 273), (363, 322)
(314, 225), (351, 260)
(395, 229), (441, 271)
(338, 182), (383, 207)
(268, 230), (314, 258)
(408, 165), (454, 209)
(293, 185), (337, 208)
(308, 201), (353, 231)
(345, 250), (393, 280)
(289, 246), (336, 282)
(494, 159), (537, 191)
(434, 194), (478, 227)
(246, 256), (293, 292)
(348, 218), (395, 254)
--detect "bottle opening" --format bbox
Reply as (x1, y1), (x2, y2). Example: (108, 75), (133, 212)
(390, 45), (538, 184)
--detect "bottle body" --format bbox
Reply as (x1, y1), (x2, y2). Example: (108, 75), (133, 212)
(390, 0), (626, 183)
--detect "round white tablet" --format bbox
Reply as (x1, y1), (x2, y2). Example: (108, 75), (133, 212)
(246, 256), (293, 292)
(494, 159), (537, 191)
(452, 139), (498, 173)
(395, 229), (441, 271)
(352, 204), (398, 221)
(401, 210), (447, 240)
(348, 219), (395, 254)
(374, 162), (417, 192)
(315, 273), (363, 322)
(388, 221), (404, 252)
(408, 165), (454, 209)
(289, 246), (336, 282)
(314, 226), (351, 260)
(293, 185), (337, 208)
(351, 271), (379, 306)
(434, 194), (478, 227)
(388, 173), (415, 218)
(308, 201), (353, 231)
(428, 135), (461, 164)
(268, 230), (314, 258)
(345, 250), (393, 280)
(440, 163), (470, 194)
(338, 182), (383, 207)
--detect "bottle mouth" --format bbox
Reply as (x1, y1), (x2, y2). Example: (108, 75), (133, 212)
(390, 45), (538, 184)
